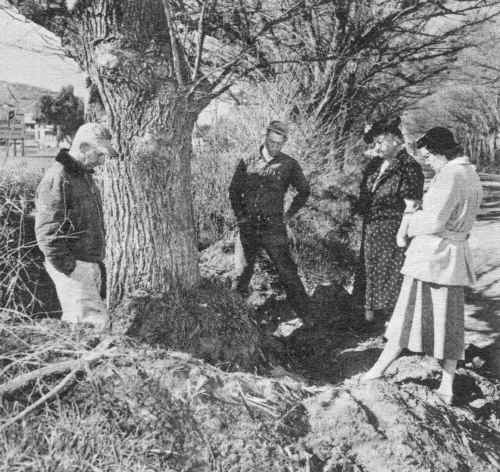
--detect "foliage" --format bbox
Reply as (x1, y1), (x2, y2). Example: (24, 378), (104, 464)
(37, 85), (84, 144)
(406, 85), (500, 170)
(272, 0), (500, 163)
(0, 165), (59, 316)
(8, 0), (500, 305)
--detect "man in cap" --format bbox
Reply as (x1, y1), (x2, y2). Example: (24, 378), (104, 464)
(229, 120), (312, 325)
(35, 122), (117, 331)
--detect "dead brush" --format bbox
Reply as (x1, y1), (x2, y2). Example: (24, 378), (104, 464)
(0, 168), (58, 317)
(0, 312), (120, 431)
(0, 315), (317, 471)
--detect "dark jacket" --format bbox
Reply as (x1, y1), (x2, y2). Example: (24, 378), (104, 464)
(35, 149), (105, 275)
(354, 149), (424, 222)
(229, 148), (310, 221)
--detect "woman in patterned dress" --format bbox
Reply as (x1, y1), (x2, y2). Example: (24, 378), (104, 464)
(363, 127), (483, 404)
(353, 117), (424, 322)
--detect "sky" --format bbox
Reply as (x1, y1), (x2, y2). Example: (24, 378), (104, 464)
(0, 0), (228, 123)
(0, 0), (87, 99)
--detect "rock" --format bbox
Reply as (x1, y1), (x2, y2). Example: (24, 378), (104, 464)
(199, 238), (281, 299)
(272, 317), (304, 338)
(469, 398), (489, 409)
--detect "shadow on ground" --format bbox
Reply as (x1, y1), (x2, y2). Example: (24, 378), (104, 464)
(254, 282), (389, 385)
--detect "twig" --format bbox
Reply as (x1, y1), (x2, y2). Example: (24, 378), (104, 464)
(0, 337), (116, 398)
(0, 367), (78, 432)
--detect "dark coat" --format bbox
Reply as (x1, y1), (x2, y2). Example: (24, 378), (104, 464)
(353, 149), (425, 311)
(354, 150), (424, 222)
(229, 147), (310, 221)
(35, 149), (105, 275)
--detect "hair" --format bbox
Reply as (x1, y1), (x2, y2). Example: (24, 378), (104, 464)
(70, 123), (113, 161)
(416, 127), (463, 161)
(363, 116), (403, 144)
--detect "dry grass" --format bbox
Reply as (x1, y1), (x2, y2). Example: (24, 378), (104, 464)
(113, 280), (265, 372)
(0, 313), (318, 472)
(2, 313), (500, 472)
(0, 165), (58, 316)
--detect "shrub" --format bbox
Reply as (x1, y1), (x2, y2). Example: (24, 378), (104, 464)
(0, 164), (59, 316)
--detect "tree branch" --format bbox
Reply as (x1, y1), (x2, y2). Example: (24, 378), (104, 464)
(162, 0), (188, 85)
(192, 0), (207, 81)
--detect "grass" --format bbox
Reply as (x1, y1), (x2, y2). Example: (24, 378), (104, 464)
(0, 314), (313, 472)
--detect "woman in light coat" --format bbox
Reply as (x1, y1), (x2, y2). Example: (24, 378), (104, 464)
(363, 127), (483, 404)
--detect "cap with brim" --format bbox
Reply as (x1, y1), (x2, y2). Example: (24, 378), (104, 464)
(267, 120), (288, 138)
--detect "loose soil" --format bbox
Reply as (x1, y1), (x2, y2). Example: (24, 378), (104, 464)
(2, 181), (500, 471)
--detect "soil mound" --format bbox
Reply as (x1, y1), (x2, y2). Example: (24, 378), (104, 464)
(2, 320), (499, 472)
(112, 280), (264, 370)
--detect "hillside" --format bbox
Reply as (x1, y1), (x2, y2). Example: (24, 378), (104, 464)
(0, 80), (55, 114)
(0, 0), (86, 97)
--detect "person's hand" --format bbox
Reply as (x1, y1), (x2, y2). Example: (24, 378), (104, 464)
(286, 224), (297, 247)
(396, 233), (408, 248)
(237, 216), (250, 226)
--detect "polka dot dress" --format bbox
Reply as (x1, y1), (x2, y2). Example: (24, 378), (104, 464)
(354, 150), (425, 314)
(363, 218), (405, 312)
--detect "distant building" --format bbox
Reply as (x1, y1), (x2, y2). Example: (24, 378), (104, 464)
(11, 0), (65, 9)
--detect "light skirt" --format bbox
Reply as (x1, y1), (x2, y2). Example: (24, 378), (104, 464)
(385, 275), (464, 360)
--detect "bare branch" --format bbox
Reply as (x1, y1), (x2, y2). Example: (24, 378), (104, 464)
(162, 0), (189, 85)
(192, 0), (207, 81)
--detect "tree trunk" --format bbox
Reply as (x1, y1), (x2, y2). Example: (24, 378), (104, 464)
(69, 1), (211, 308)
(103, 101), (200, 308)
(99, 89), (205, 308)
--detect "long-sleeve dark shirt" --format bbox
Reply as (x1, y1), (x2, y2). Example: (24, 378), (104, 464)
(354, 149), (424, 222)
(229, 149), (310, 221)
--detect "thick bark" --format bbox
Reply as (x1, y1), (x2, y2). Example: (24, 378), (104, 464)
(103, 102), (201, 307)
(71, 1), (209, 308)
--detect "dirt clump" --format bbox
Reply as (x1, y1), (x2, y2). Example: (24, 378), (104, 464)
(112, 279), (264, 371)
(2, 317), (500, 472)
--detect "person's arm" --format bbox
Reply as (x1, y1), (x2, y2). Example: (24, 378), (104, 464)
(35, 172), (76, 275)
(352, 157), (381, 216)
(228, 159), (247, 222)
(285, 160), (310, 218)
(407, 169), (459, 237)
(396, 199), (419, 247)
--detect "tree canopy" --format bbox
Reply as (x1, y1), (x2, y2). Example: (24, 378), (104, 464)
(37, 85), (84, 142)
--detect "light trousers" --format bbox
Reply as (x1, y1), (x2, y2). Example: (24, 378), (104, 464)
(45, 260), (109, 331)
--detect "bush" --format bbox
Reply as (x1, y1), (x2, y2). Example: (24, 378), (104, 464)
(0, 165), (59, 316)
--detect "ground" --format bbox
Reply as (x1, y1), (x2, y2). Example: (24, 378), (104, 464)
(2, 172), (500, 471)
